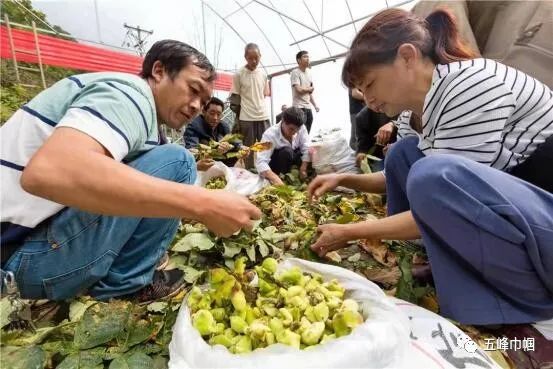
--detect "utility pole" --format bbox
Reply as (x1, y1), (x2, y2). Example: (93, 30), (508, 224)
(122, 23), (153, 56)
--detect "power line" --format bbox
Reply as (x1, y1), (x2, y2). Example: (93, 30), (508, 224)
(122, 23), (153, 56)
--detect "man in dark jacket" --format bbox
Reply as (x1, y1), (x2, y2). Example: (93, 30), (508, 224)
(184, 97), (242, 170)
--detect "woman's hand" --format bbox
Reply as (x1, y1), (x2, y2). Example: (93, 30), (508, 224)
(307, 174), (342, 202)
(375, 122), (395, 146)
(310, 223), (352, 257)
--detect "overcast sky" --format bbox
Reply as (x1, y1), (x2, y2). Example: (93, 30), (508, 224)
(31, 0), (416, 137)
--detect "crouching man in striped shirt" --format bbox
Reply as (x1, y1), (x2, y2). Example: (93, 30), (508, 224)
(0, 40), (261, 302)
(308, 8), (553, 331)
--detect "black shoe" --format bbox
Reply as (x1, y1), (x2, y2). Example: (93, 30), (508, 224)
(131, 269), (186, 304)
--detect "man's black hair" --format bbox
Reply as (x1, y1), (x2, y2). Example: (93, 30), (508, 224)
(282, 107), (305, 127)
(204, 96), (225, 111)
(140, 39), (216, 82)
(296, 50), (308, 62)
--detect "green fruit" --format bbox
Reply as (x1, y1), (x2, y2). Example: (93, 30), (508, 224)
(332, 310), (363, 337)
(313, 302), (329, 322)
(247, 319), (270, 340)
(258, 278), (278, 297)
(261, 258), (278, 274)
(234, 256), (248, 276)
(287, 285), (305, 297)
(211, 307), (226, 322)
(301, 321), (325, 345)
(269, 317), (284, 335)
(340, 299), (359, 312)
(279, 308), (293, 326)
(265, 332), (276, 345)
(262, 305), (278, 317)
(320, 333), (336, 345)
(209, 334), (233, 348)
(187, 286), (203, 311)
(276, 267), (303, 286)
(192, 310), (217, 336)
(215, 322), (226, 334)
(230, 315), (248, 334)
(210, 268), (230, 285)
(298, 316), (312, 334)
(224, 328), (236, 338)
(233, 335), (253, 354)
(276, 329), (301, 349)
(231, 290), (247, 311)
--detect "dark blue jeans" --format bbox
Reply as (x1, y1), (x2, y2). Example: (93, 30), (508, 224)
(3, 144), (196, 300)
(385, 137), (553, 325)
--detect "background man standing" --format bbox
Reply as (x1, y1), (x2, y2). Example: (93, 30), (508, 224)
(290, 50), (319, 133)
(230, 43), (270, 169)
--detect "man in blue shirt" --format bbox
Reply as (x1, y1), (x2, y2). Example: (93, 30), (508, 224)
(1, 40), (261, 302)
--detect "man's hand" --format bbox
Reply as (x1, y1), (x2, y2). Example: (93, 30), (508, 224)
(199, 190), (262, 237)
(261, 170), (285, 186)
(355, 153), (367, 167)
(197, 158), (215, 171)
(314, 105), (320, 113)
(375, 122), (395, 146)
(238, 145), (251, 158)
(299, 162), (309, 179)
(217, 141), (233, 155)
(307, 174), (342, 202)
(310, 223), (352, 257)
(269, 175), (284, 186)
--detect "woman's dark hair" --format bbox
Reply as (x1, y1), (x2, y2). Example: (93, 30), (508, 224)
(342, 8), (477, 88)
(140, 39), (216, 82)
(281, 107), (306, 127)
(204, 96), (225, 111)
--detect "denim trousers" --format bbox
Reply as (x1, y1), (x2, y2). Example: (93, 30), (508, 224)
(385, 136), (553, 325)
(3, 144), (196, 301)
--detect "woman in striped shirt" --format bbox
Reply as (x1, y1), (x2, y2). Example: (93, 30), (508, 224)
(309, 8), (553, 327)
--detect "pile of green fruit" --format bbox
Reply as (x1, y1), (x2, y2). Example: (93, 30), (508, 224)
(205, 176), (227, 190)
(187, 257), (364, 354)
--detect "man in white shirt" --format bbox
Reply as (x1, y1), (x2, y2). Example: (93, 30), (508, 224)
(256, 107), (310, 185)
(230, 43), (270, 169)
(290, 51), (319, 133)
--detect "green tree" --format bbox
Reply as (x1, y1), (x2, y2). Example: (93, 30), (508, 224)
(1, 0), (72, 37)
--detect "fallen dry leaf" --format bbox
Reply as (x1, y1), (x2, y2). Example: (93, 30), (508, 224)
(362, 267), (401, 285)
(358, 239), (397, 267)
(325, 251), (342, 263)
(419, 292), (439, 313)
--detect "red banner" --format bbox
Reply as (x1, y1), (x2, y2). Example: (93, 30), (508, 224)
(0, 25), (232, 91)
